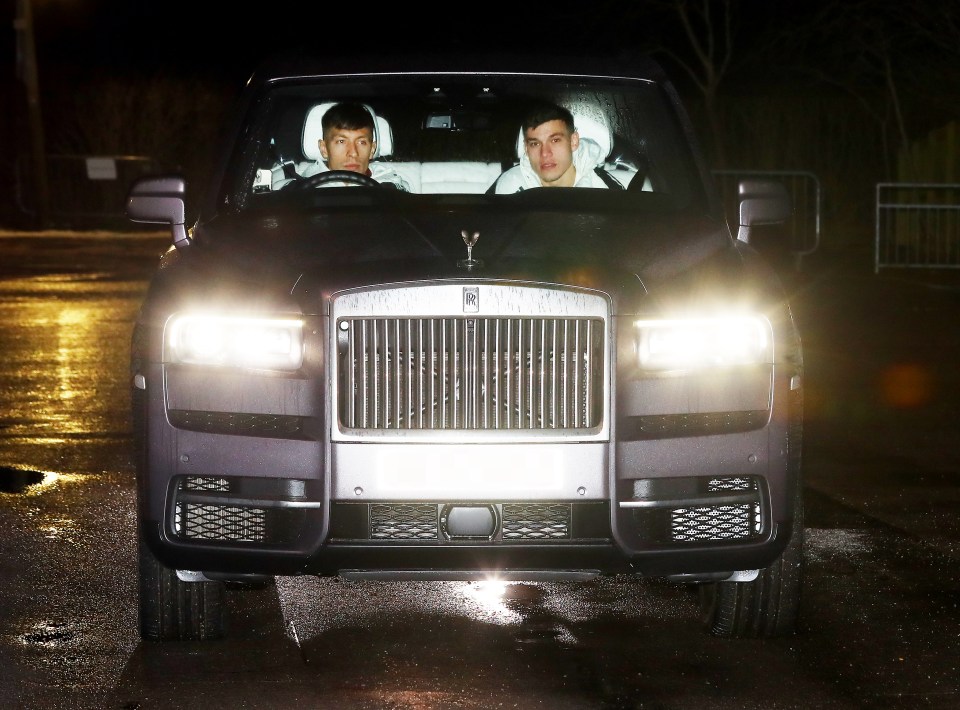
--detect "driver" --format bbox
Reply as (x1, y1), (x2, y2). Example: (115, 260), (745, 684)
(275, 102), (410, 191)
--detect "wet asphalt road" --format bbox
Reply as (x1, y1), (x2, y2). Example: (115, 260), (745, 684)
(0, 232), (958, 709)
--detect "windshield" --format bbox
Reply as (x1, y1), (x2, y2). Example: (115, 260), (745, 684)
(221, 72), (708, 216)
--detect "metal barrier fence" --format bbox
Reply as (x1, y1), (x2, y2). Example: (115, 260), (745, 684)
(875, 183), (960, 272)
(16, 154), (162, 228)
(712, 169), (821, 270)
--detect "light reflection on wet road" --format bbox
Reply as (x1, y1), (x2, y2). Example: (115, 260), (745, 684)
(0, 274), (139, 441)
(0, 233), (958, 709)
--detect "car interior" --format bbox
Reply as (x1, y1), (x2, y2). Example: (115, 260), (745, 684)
(252, 99), (649, 197)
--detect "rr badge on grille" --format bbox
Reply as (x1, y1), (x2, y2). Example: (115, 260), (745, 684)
(463, 286), (479, 312)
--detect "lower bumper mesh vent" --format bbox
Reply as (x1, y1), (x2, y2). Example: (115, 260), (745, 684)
(626, 475), (763, 546)
(371, 504), (438, 539)
(176, 503), (266, 542)
(624, 411), (767, 440)
(171, 476), (308, 545)
(168, 410), (306, 439)
(364, 503), (572, 541)
(671, 476), (760, 542)
(502, 504), (570, 540)
(671, 504), (758, 542)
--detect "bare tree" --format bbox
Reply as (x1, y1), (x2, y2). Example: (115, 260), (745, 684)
(892, 3), (960, 129)
(633, 0), (738, 167)
(771, 0), (945, 181)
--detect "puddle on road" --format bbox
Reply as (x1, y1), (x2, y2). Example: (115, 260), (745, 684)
(20, 620), (80, 647)
(0, 465), (75, 494)
(0, 465), (45, 493)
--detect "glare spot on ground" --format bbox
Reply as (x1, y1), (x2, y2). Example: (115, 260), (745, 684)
(456, 580), (523, 625)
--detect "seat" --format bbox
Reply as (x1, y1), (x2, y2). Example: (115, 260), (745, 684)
(301, 102), (394, 160)
(419, 162), (502, 193)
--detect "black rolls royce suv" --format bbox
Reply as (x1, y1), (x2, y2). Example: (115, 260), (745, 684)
(127, 51), (801, 642)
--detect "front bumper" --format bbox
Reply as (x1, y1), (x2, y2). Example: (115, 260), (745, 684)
(135, 284), (799, 581)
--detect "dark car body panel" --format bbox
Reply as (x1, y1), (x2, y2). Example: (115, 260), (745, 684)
(130, 52), (802, 588)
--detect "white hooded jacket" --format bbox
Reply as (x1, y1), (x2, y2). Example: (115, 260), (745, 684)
(493, 137), (621, 193)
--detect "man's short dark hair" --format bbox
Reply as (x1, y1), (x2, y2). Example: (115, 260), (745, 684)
(522, 101), (575, 134)
(322, 102), (375, 135)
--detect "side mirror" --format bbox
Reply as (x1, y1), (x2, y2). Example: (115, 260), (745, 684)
(126, 175), (190, 250)
(737, 179), (792, 244)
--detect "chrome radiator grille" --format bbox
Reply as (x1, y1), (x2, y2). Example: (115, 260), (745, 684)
(338, 317), (604, 430)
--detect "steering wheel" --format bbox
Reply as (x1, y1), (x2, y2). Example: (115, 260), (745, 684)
(287, 170), (382, 190)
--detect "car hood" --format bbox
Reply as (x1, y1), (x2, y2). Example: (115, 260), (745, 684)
(183, 206), (764, 314)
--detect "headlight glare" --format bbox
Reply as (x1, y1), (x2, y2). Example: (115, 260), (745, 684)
(635, 316), (771, 370)
(168, 315), (304, 370)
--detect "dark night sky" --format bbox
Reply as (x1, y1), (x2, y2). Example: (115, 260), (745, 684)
(7, 0), (847, 100)
(22, 0), (619, 84)
(5, 0), (956, 141)
(27, 1), (329, 80)
(10, 0), (953, 83)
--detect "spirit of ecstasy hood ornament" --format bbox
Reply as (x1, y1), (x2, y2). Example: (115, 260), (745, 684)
(457, 230), (482, 270)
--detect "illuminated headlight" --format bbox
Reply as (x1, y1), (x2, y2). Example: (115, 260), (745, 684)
(167, 314), (304, 370)
(635, 315), (772, 370)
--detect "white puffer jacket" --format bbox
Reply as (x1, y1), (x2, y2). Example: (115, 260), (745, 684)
(494, 138), (615, 193)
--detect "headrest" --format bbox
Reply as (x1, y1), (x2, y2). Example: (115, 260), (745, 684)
(515, 108), (612, 162)
(302, 102), (394, 161)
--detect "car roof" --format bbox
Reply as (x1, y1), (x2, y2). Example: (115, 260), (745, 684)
(247, 50), (669, 88)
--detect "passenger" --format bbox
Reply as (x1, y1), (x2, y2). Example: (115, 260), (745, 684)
(493, 101), (624, 193)
(278, 101), (410, 190)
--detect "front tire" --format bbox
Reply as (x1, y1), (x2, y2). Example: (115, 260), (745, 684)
(138, 535), (226, 642)
(700, 383), (804, 638)
(698, 496), (804, 638)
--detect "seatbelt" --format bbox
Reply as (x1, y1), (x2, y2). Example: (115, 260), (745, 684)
(594, 167), (626, 190)
(271, 138), (299, 180)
